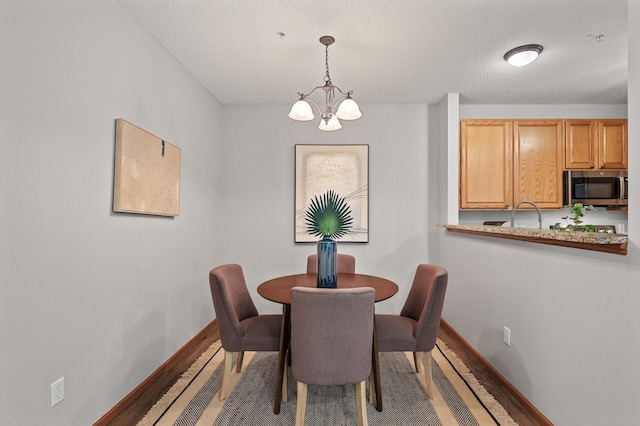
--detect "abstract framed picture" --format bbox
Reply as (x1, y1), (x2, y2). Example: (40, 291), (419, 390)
(113, 119), (181, 217)
(295, 144), (369, 242)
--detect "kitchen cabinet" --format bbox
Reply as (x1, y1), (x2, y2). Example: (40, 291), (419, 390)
(565, 119), (627, 169)
(459, 119), (563, 210)
(513, 120), (564, 209)
(459, 120), (512, 209)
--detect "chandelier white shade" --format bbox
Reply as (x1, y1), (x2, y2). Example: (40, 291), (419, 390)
(503, 44), (543, 67)
(288, 99), (315, 121)
(288, 36), (361, 131)
(335, 95), (362, 120)
(318, 114), (342, 131)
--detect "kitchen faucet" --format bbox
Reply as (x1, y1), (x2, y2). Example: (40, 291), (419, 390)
(510, 200), (543, 229)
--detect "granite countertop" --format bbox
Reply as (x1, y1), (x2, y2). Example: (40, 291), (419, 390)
(438, 224), (629, 255)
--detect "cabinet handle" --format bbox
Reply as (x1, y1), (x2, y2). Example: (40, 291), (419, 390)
(590, 164), (596, 169)
(600, 164), (605, 169)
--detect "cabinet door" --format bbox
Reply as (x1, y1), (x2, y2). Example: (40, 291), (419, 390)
(460, 120), (512, 209)
(565, 119), (597, 169)
(514, 120), (564, 209)
(599, 119), (627, 169)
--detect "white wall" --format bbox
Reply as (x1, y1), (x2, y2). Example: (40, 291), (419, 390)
(219, 104), (432, 316)
(0, 1), (222, 424)
(431, 4), (640, 425)
(432, 93), (460, 226)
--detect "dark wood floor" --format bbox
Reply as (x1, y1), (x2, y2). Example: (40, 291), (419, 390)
(98, 321), (547, 425)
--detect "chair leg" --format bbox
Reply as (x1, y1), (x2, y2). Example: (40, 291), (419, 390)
(355, 380), (369, 426)
(368, 369), (374, 404)
(295, 382), (308, 426)
(235, 351), (245, 373)
(282, 358), (288, 402)
(219, 350), (234, 400)
(413, 351), (423, 373)
(423, 350), (434, 399)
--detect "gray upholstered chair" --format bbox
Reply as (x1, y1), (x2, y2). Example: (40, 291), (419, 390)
(306, 253), (356, 274)
(373, 264), (448, 399)
(291, 287), (375, 426)
(209, 264), (282, 400)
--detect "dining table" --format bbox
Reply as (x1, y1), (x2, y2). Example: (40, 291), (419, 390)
(257, 272), (398, 414)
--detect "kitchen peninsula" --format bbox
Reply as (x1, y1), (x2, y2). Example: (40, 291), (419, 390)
(439, 224), (629, 255)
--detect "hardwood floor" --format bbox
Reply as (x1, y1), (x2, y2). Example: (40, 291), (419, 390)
(96, 320), (551, 425)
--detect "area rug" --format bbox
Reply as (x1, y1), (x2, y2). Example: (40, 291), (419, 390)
(138, 339), (518, 425)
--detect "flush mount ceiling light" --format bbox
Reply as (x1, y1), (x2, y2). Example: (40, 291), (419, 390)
(288, 35), (361, 131)
(503, 44), (543, 67)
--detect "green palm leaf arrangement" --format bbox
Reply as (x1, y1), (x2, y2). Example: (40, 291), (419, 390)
(305, 190), (353, 239)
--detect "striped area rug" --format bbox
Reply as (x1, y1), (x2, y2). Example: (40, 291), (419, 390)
(138, 339), (518, 425)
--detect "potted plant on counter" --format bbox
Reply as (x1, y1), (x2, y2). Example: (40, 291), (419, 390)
(553, 203), (596, 232)
(305, 190), (353, 288)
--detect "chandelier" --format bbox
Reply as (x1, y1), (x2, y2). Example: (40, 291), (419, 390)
(288, 35), (362, 131)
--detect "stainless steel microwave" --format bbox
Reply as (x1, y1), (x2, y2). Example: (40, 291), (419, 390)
(564, 170), (628, 207)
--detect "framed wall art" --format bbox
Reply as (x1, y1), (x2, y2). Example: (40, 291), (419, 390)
(113, 119), (181, 217)
(295, 144), (369, 242)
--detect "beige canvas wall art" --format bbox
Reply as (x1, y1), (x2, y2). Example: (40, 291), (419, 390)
(113, 119), (180, 217)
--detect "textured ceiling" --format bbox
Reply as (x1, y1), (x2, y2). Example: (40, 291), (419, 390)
(117, 0), (627, 105)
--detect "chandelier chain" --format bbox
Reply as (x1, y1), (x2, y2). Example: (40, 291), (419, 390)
(324, 44), (331, 84)
(324, 44), (335, 112)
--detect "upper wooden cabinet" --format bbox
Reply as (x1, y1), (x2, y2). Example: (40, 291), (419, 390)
(565, 119), (627, 169)
(513, 120), (564, 209)
(460, 119), (563, 210)
(460, 120), (512, 209)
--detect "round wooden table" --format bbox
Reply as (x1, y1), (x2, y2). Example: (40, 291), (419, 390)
(257, 273), (398, 414)
(258, 272), (398, 304)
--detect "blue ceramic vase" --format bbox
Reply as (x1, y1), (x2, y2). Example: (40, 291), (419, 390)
(316, 236), (337, 288)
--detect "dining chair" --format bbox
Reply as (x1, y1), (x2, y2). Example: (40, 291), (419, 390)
(306, 253), (356, 273)
(209, 264), (282, 400)
(373, 263), (448, 399)
(291, 287), (375, 426)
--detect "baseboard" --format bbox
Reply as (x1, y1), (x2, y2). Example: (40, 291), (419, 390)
(440, 320), (553, 426)
(94, 320), (218, 425)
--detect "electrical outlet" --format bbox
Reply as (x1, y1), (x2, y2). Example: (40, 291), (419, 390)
(50, 377), (64, 407)
(503, 326), (511, 346)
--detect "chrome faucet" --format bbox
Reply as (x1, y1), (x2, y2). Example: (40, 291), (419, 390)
(510, 200), (543, 229)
